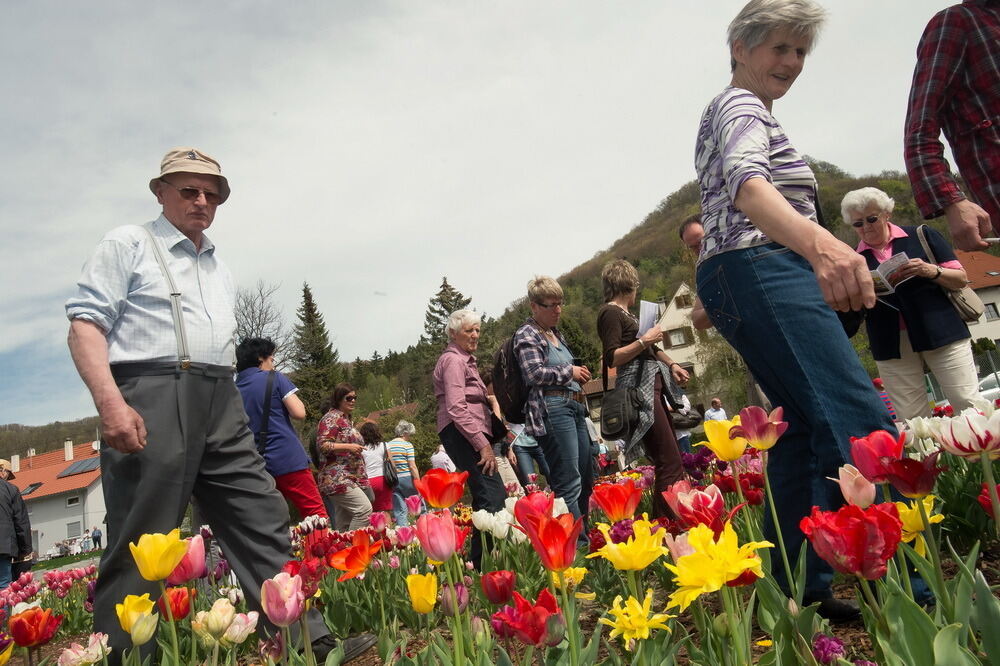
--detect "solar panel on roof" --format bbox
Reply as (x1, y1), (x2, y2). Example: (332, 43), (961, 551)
(56, 457), (101, 479)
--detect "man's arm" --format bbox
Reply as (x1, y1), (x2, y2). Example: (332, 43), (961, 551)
(67, 319), (146, 453)
(11, 491), (31, 557)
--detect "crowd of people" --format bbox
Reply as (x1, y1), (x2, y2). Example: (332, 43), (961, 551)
(58, 0), (996, 660)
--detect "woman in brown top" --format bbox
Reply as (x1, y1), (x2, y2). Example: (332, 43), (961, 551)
(596, 259), (690, 518)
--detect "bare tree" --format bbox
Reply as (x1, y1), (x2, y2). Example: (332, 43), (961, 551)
(235, 280), (292, 369)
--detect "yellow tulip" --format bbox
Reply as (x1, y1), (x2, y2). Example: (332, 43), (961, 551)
(598, 589), (673, 651)
(406, 573), (438, 614)
(0, 642), (13, 666)
(698, 417), (748, 462)
(129, 529), (188, 581)
(552, 566), (588, 590)
(585, 516), (669, 571)
(664, 523), (773, 611)
(116, 594), (159, 646)
(895, 495), (944, 558)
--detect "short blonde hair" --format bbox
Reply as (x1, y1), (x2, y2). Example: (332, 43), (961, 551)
(527, 276), (563, 305)
(601, 260), (639, 301)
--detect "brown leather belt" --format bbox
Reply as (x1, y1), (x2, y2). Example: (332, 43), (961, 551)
(542, 389), (585, 403)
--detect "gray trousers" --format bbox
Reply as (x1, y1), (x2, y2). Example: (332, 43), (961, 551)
(96, 367), (328, 661)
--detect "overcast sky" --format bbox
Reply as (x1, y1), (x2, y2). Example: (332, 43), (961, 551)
(1, 1), (953, 426)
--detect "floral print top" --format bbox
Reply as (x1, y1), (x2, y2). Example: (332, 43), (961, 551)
(315, 408), (370, 495)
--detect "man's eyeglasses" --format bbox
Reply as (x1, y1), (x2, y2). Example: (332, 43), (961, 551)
(160, 179), (222, 205)
(536, 301), (563, 310)
(851, 214), (881, 228)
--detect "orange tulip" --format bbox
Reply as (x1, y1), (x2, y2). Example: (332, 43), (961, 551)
(328, 531), (383, 581)
(413, 468), (469, 509)
(519, 512), (582, 572)
(591, 480), (642, 522)
(157, 586), (196, 621)
(9, 607), (63, 648)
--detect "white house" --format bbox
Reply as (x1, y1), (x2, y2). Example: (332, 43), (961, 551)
(654, 282), (702, 377)
(8, 440), (105, 558)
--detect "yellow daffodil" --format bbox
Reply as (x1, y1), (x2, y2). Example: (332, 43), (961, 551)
(116, 594), (158, 646)
(129, 529), (188, 581)
(406, 573), (438, 614)
(553, 567), (588, 590)
(895, 495), (944, 558)
(664, 523), (773, 611)
(698, 417), (748, 461)
(586, 516), (669, 571)
(598, 589), (674, 651)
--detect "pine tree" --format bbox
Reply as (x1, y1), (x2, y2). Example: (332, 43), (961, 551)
(288, 283), (342, 423)
(422, 277), (472, 346)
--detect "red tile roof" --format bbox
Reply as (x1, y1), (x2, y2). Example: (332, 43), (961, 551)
(8, 443), (101, 502)
(956, 250), (1000, 289)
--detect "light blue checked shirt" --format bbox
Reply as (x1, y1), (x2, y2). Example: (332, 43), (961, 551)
(66, 215), (237, 366)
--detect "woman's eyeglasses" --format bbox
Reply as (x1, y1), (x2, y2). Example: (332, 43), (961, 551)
(345, 395), (357, 402)
(852, 214), (881, 228)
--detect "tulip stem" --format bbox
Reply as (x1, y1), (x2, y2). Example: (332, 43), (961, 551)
(447, 558), (466, 666)
(857, 577), (882, 619)
(189, 617), (197, 665)
(301, 599), (315, 666)
(558, 582), (581, 666)
(981, 452), (1000, 537)
(881, 485), (914, 599)
(158, 581), (181, 666)
(916, 497), (953, 621)
(762, 457), (797, 601)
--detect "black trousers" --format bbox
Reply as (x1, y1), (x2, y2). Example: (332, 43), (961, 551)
(438, 424), (506, 569)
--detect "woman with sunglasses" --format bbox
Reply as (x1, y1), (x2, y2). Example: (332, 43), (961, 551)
(315, 382), (372, 531)
(843, 186), (978, 419)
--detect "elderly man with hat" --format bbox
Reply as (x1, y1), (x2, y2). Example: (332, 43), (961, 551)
(0, 459), (30, 590)
(66, 149), (375, 662)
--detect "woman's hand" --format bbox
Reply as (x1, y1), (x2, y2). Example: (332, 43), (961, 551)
(506, 447), (518, 466)
(889, 258), (937, 284)
(478, 446), (497, 476)
(339, 443), (363, 454)
(572, 365), (592, 383)
(671, 364), (690, 384)
(640, 326), (663, 346)
(806, 233), (876, 311)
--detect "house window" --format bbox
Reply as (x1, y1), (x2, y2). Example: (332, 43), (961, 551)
(674, 293), (693, 309)
(667, 327), (693, 347)
(66, 496), (80, 507)
(986, 303), (1000, 321)
(67, 521), (82, 539)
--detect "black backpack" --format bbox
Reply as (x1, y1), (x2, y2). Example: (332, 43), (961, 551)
(492, 335), (528, 424)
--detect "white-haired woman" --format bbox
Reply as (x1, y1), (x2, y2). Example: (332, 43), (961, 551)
(513, 277), (593, 524)
(388, 420), (421, 526)
(432, 309), (506, 568)
(843, 186), (977, 419)
(693, 0), (899, 618)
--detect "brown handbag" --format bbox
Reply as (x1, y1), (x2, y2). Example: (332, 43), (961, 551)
(916, 225), (985, 323)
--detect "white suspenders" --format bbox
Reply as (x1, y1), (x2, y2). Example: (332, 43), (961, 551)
(143, 225), (192, 369)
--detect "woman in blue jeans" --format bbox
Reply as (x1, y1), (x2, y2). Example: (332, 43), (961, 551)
(509, 425), (550, 488)
(513, 276), (593, 522)
(388, 420), (421, 526)
(693, 0), (898, 620)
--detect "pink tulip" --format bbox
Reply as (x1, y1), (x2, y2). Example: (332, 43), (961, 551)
(369, 513), (389, 531)
(18, 573), (33, 586)
(405, 494), (424, 516)
(416, 511), (459, 562)
(260, 572), (305, 627)
(829, 464), (876, 508)
(167, 535), (207, 586)
(388, 555), (400, 569)
(732, 406), (789, 451)
(394, 526), (417, 546)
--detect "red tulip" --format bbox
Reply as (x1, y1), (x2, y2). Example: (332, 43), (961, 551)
(591, 480), (642, 522)
(977, 483), (1000, 517)
(731, 406), (789, 451)
(800, 503), (902, 580)
(158, 586), (196, 621)
(849, 430), (905, 483)
(9, 607), (63, 647)
(284, 556), (329, 594)
(413, 468), (469, 509)
(662, 480), (741, 537)
(490, 589), (565, 647)
(883, 450), (947, 499)
(518, 512), (582, 573)
(327, 532), (382, 582)
(416, 511), (461, 563)
(481, 570), (517, 605)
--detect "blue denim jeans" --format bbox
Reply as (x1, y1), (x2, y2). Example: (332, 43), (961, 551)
(0, 557), (10, 590)
(537, 396), (593, 521)
(392, 475), (418, 527)
(513, 444), (551, 487)
(697, 243), (896, 598)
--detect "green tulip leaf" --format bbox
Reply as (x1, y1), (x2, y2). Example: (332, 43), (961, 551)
(932, 623), (981, 666)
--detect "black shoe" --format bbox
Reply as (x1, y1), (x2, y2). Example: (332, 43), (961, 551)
(809, 597), (860, 622)
(311, 633), (377, 663)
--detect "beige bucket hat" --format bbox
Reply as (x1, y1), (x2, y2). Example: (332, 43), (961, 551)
(0, 459), (16, 480)
(149, 147), (231, 204)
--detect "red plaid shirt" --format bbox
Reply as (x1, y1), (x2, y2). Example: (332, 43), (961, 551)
(904, 0), (1000, 227)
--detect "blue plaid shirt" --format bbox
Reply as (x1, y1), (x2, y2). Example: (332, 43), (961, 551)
(513, 319), (575, 437)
